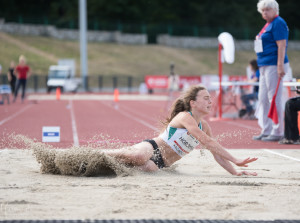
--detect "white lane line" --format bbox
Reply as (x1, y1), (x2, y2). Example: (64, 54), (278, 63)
(69, 100), (79, 146)
(100, 101), (157, 131)
(0, 105), (32, 126)
(264, 149), (300, 162)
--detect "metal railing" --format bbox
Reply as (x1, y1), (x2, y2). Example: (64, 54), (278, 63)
(0, 74), (144, 93)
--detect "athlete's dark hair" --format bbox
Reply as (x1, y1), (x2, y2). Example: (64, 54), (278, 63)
(162, 85), (206, 128)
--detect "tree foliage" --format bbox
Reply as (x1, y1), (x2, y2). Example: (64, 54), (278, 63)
(0, 0), (299, 30)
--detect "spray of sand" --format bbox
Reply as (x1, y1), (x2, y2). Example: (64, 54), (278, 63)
(215, 130), (247, 145)
(2, 134), (133, 177)
(3, 131), (248, 177)
(53, 146), (132, 177)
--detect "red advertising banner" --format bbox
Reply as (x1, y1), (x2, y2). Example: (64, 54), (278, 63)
(145, 75), (202, 89)
(145, 75), (168, 89)
(179, 76), (202, 88)
(228, 75), (248, 81)
(228, 75), (249, 90)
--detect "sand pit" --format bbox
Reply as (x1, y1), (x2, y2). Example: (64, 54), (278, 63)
(1, 146), (300, 221)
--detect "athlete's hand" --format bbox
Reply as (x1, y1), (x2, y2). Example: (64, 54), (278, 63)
(236, 171), (258, 176)
(235, 157), (258, 167)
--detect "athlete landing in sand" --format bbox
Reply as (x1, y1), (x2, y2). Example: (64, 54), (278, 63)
(102, 85), (258, 175)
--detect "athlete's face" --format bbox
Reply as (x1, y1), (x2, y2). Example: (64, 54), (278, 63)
(192, 89), (212, 114)
(261, 7), (277, 22)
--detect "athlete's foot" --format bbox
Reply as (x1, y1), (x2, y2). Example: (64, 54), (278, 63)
(79, 161), (88, 174)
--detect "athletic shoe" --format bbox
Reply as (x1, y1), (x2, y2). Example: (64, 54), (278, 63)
(279, 138), (295, 144)
(294, 140), (300, 145)
(279, 138), (300, 145)
(262, 135), (283, 142)
(253, 134), (268, 140)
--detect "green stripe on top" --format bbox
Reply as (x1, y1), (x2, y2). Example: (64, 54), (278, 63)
(188, 111), (202, 130)
(199, 121), (202, 130)
(168, 126), (177, 140)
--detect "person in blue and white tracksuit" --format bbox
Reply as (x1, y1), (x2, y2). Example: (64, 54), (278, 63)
(253, 0), (290, 142)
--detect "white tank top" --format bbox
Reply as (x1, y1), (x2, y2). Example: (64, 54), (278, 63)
(159, 112), (202, 157)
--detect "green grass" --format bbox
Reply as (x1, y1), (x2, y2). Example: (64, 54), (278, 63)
(1, 33), (299, 78)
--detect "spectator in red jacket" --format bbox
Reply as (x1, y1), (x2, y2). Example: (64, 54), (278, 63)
(13, 55), (31, 103)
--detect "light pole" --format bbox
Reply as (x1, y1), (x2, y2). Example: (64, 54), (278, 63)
(79, 0), (88, 91)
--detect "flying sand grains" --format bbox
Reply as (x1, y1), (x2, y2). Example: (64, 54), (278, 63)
(3, 134), (133, 177)
(54, 146), (132, 177)
(15, 134), (61, 174)
(86, 134), (133, 149)
(34, 147), (61, 174)
(215, 130), (246, 145)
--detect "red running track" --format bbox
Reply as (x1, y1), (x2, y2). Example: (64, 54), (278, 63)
(0, 93), (299, 149)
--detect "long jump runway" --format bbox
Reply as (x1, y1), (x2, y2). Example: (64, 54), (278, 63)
(0, 93), (298, 150)
(0, 93), (299, 221)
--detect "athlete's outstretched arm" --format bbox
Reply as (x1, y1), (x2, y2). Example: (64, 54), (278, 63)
(201, 120), (257, 176)
(181, 113), (258, 167)
(212, 153), (257, 176)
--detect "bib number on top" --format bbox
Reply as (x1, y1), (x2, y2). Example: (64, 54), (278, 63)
(254, 39), (263, 53)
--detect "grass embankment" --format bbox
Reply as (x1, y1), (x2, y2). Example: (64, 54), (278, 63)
(0, 32), (299, 78)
